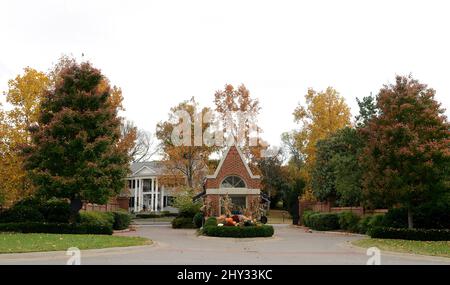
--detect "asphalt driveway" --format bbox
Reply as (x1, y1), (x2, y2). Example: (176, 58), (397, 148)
(0, 224), (449, 265)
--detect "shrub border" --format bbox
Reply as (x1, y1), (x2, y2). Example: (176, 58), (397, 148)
(368, 227), (450, 241)
(202, 225), (274, 238)
(0, 222), (113, 235)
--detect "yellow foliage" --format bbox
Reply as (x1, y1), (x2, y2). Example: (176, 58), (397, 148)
(293, 87), (351, 166)
(292, 87), (351, 200)
(0, 68), (49, 205)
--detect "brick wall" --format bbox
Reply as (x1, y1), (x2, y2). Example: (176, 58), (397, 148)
(81, 197), (126, 212)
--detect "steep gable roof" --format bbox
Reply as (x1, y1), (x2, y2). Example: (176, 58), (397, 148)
(206, 145), (260, 179)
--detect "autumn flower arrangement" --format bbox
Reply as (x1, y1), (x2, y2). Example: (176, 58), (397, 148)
(216, 195), (260, 227)
(216, 214), (258, 227)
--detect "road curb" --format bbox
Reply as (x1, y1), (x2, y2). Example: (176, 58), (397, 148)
(293, 225), (368, 237)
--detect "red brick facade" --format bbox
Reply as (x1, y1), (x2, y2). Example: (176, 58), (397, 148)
(204, 146), (260, 189)
(203, 146), (261, 217)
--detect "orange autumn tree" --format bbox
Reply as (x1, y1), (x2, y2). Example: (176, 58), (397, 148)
(361, 76), (450, 229)
(214, 84), (268, 171)
(156, 97), (216, 189)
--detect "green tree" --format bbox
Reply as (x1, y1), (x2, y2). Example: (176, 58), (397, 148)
(355, 93), (378, 128)
(23, 62), (130, 220)
(361, 75), (450, 229)
(311, 127), (364, 206)
(257, 149), (285, 205)
(173, 187), (202, 217)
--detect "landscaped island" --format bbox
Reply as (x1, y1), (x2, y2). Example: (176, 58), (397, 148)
(201, 216), (274, 238)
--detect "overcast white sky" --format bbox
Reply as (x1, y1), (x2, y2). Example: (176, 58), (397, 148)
(1, 0), (449, 148)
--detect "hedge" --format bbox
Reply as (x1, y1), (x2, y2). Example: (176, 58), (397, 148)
(135, 212), (178, 219)
(39, 199), (71, 223)
(302, 211), (315, 227)
(307, 213), (340, 231)
(171, 217), (196, 229)
(78, 211), (132, 230)
(338, 212), (360, 232)
(202, 225), (274, 238)
(205, 217), (218, 227)
(112, 211), (132, 230)
(0, 198), (72, 224)
(368, 227), (450, 241)
(0, 222), (113, 235)
(78, 211), (115, 227)
(193, 212), (204, 228)
(383, 205), (450, 229)
(0, 206), (45, 223)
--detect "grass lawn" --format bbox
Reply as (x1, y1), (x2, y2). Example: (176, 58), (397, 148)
(353, 238), (450, 258)
(0, 233), (151, 254)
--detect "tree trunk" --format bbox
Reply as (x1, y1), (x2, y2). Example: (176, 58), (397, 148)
(292, 200), (299, 225)
(69, 197), (83, 223)
(407, 208), (414, 229)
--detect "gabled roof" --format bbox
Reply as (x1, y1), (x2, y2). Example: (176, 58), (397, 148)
(206, 145), (260, 179)
(129, 161), (166, 177)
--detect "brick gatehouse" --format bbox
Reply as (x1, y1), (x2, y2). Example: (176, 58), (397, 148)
(201, 145), (261, 217)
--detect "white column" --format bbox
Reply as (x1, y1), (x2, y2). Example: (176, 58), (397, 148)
(160, 184), (164, 211)
(139, 179), (143, 212)
(155, 178), (159, 212)
(151, 178), (155, 212)
(133, 179), (137, 212)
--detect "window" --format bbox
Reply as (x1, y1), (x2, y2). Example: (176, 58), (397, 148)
(221, 176), (246, 188)
(166, 196), (175, 207)
(143, 179), (152, 192)
(221, 195), (246, 215)
(231, 196), (246, 208)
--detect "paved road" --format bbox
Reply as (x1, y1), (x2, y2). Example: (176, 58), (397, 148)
(1, 224), (449, 265)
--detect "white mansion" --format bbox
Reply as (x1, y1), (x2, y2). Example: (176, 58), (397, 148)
(125, 162), (182, 213)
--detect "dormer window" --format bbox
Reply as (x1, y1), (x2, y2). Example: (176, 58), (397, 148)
(221, 176), (246, 188)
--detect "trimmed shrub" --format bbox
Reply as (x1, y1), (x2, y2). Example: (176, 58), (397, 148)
(39, 199), (71, 223)
(308, 213), (340, 231)
(78, 211), (114, 227)
(382, 205), (450, 229)
(368, 227), (450, 241)
(338, 212), (360, 232)
(13, 197), (43, 208)
(368, 214), (384, 229)
(135, 213), (161, 219)
(171, 217), (196, 229)
(0, 206), (45, 223)
(135, 212), (178, 219)
(382, 208), (408, 228)
(205, 217), (218, 227)
(357, 215), (373, 234)
(112, 211), (132, 230)
(0, 222), (113, 235)
(202, 225), (274, 238)
(193, 212), (204, 228)
(302, 210), (315, 227)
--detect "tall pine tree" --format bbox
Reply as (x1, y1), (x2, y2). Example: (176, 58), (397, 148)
(24, 62), (130, 220)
